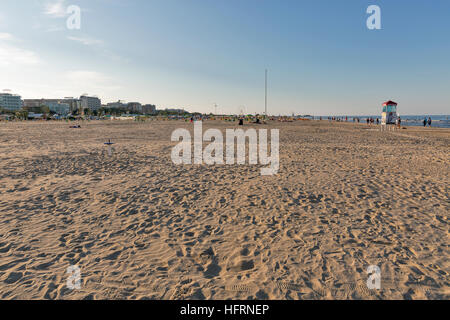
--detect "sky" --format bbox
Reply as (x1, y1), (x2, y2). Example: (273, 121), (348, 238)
(0, 0), (449, 115)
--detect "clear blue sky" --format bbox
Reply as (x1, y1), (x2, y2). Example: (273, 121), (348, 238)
(1, 0), (449, 115)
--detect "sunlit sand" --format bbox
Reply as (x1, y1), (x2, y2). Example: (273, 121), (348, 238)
(0, 120), (448, 299)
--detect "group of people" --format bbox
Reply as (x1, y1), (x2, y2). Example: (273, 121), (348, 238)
(366, 117), (380, 125)
(328, 116), (349, 122)
(423, 117), (432, 127)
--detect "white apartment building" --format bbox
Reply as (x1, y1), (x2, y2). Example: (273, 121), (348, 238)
(0, 93), (23, 111)
(107, 100), (127, 109)
(80, 95), (101, 111)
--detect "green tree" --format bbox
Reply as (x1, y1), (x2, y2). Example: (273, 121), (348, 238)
(40, 105), (50, 114)
(15, 110), (28, 120)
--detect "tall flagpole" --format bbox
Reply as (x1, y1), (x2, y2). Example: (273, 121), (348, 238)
(265, 69), (268, 116)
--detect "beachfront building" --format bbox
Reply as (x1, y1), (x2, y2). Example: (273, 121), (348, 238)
(107, 100), (127, 109)
(165, 108), (187, 114)
(142, 104), (156, 115)
(0, 93), (23, 111)
(127, 102), (142, 113)
(48, 102), (70, 115)
(80, 95), (101, 111)
(60, 98), (82, 114)
(381, 100), (399, 125)
(24, 99), (59, 111)
(24, 98), (80, 114)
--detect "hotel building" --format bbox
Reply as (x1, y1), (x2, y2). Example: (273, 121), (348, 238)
(80, 95), (101, 111)
(0, 93), (23, 111)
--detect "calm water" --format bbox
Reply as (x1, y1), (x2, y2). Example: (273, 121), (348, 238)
(397, 115), (450, 128)
(318, 115), (450, 128)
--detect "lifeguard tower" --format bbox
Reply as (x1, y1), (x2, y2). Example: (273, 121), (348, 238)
(381, 100), (399, 131)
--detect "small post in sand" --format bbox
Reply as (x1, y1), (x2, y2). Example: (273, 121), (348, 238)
(104, 139), (114, 156)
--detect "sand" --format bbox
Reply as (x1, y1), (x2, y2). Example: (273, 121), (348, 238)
(0, 120), (448, 300)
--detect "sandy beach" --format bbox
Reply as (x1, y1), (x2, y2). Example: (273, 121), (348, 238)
(0, 120), (448, 300)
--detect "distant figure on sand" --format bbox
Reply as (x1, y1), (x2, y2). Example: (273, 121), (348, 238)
(423, 118), (427, 127)
(376, 118), (379, 125)
(397, 116), (401, 128)
(367, 118), (370, 125)
(428, 117), (432, 127)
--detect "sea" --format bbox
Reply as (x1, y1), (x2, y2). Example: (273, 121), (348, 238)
(317, 115), (450, 129)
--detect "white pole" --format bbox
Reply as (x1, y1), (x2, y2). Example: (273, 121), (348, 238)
(265, 69), (268, 116)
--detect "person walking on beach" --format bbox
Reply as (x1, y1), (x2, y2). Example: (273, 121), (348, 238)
(423, 118), (427, 127)
(428, 117), (432, 127)
(367, 118), (370, 125)
(376, 118), (379, 125)
(397, 116), (401, 129)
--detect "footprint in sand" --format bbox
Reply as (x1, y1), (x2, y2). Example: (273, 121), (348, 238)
(332, 280), (377, 299)
(3, 272), (23, 284)
(224, 283), (256, 293)
(224, 242), (261, 274)
(193, 246), (222, 279)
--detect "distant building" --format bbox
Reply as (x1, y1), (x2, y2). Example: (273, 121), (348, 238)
(60, 98), (82, 114)
(107, 100), (127, 109)
(24, 99), (57, 108)
(127, 102), (142, 113)
(80, 95), (101, 111)
(0, 93), (23, 111)
(24, 98), (79, 114)
(142, 104), (156, 114)
(165, 108), (186, 114)
(48, 102), (70, 115)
